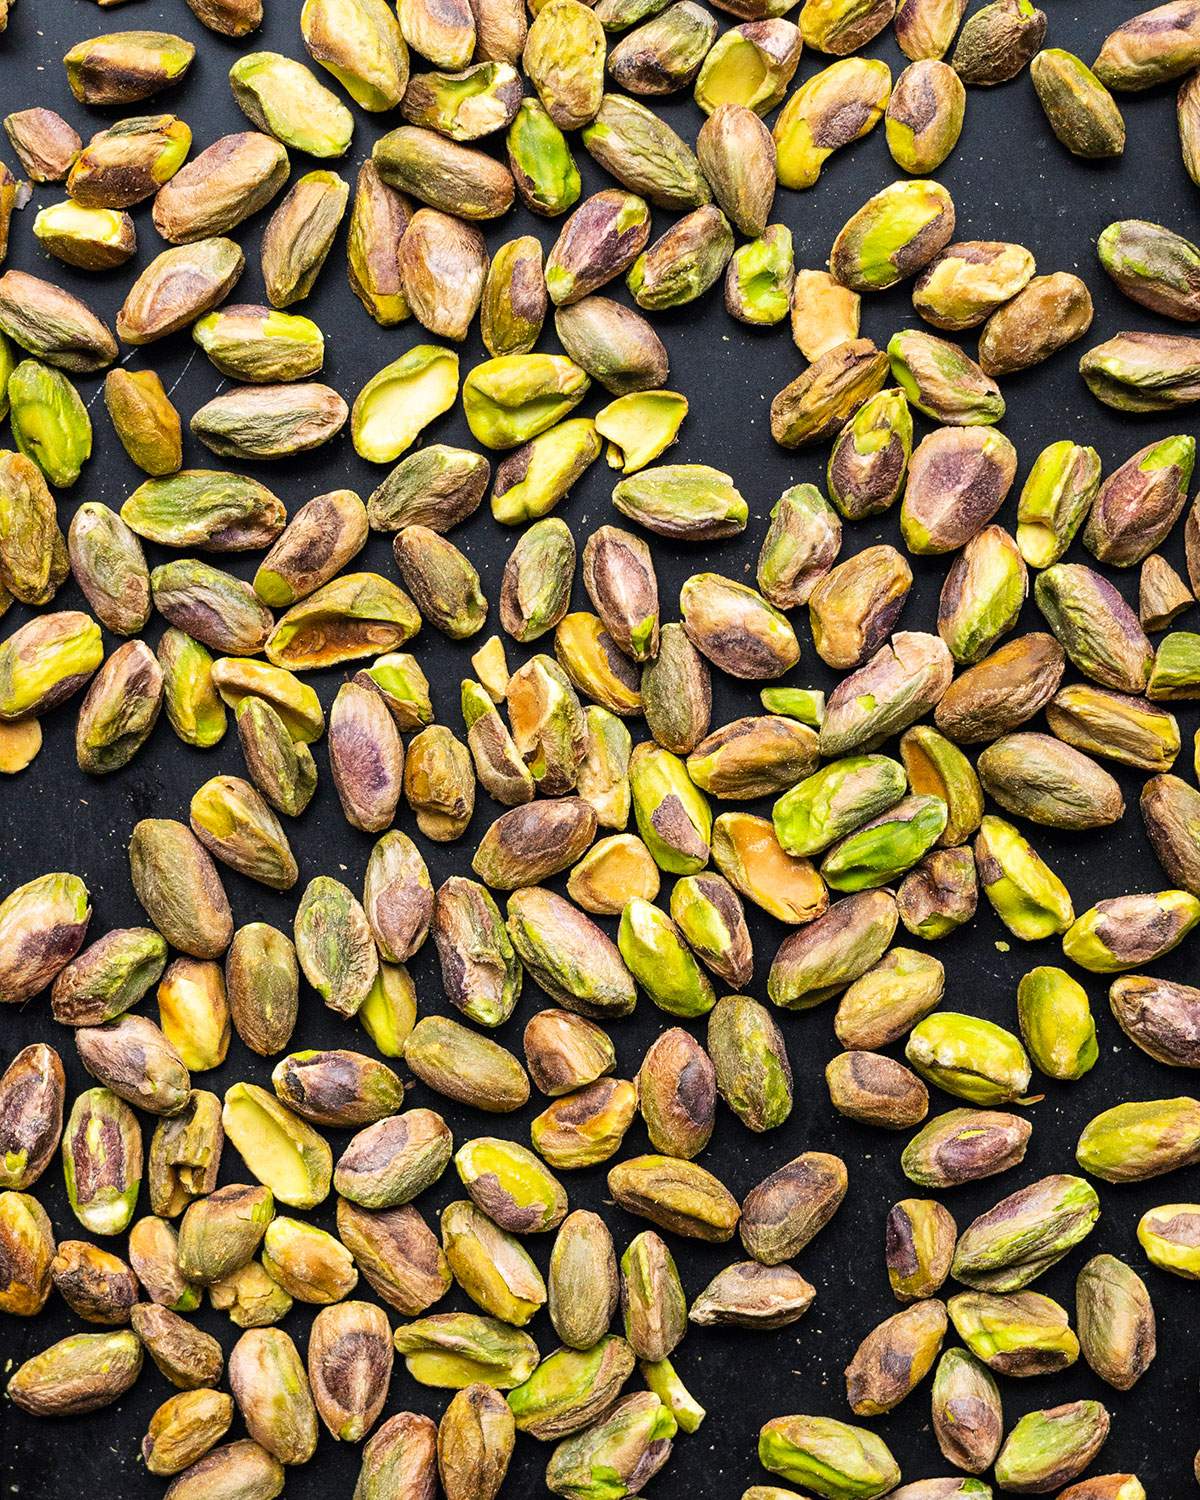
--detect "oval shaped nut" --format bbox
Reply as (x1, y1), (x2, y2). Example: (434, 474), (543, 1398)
(4, 108), (82, 182)
(294, 876), (378, 1018)
(268, 572), (422, 672)
(190, 382), (349, 462)
(545, 190), (652, 307)
(545, 1209), (619, 1352)
(439, 1385), (516, 1500)
(373, 125), (514, 219)
(222, 1082), (332, 1210)
(1110, 973), (1200, 1067)
(335, 1109), (452, 1210)
(669, 874), (751, 988)
(127, 820), (231, 962)
(1098, 217), (1200, 322)
(609, 1154), (739, 1242)
(273, 1049), (404, 1128)
(584, 99), (709, 212)
(567, 833), (658, 917)
(994, 1400), (1110, 1495)
(758, 1415), (900, 1500)
(476, 236), (545, 360)
(346, 160), (413, 326)
(64, 30), (195, 105)
(150, 560), (273, 656)
(76, 1013), (190, 1117)
(0, 450), (68, 609)
(0, 1044), (65, 1191)
(117, 238), (245, 346)
(0, 269), (117, 374)
(712, 812), (829, 927)
(0, 871), (91, 1006)
(901, 425), (1017, 555)
(142, 1389), (235, 1476)
(403, 724), (475, 842)
(930, 1346), (1002, 1474)
(902, 1107), (1032, 1189)
(1088, 434), (1195, 571)
(64, 114), (190, 212)
(614, 462), (748, 541)
(502, 98), (579, 219)
(640, 624), (711, 757)
(251, 491), (367, 609)
(740, 1152), (847, 1265)
(532, 1078), (637, 1170)
(8, 1328), (143, 1415)
(300, 0), (409, 111)
(326, 682), (403, 835)
(948, 1288), (1078, 1378)
(524, 1010), (617, 1101)
(845, 1299), (947, 1417)
(356, 1414), (438, 1500)
(0, 1190), (55, 1315)
(228, 1327), (318, 1463)
(680, 573), (799, 680)
(33, 200), (135, 272)
(335, 1198), (449, 1315)
(826, 1051), (929, 1129)
(1138, 1200), (1200, 1278)
(177, 1184), (273, 1286)
(393, 1312), (538, 1390)
(189, 776), (297, 892)
(1017, 440), (1102, 569)
(1094, 1), (1200, 91)
(523, 0), (604, 128)
(0, 612), (104, 722)
(443, 1196), (544, 1324)
(906, 1011), (1032, 1106)
(164, 1439), (284, 1500)
(835, 948), (945, 1051)
(402, 61), (521, 141)
(194, 305), (325, 386)
(935, 633), (1065, 746)
(772, 57), (891, 189)
(230, 51), (354, 156)
(823, 633), (954, 759)
(1076, 1253), (1156, 1390)
(397, 208), (487, 343)
(8, 360), (92, 491)
(405, 1015), (530, 1113)
(124, 471), (285, 554)
(886, 1198), (956, 1302)
(978, 271), (1094, 377)
(463, 353), (590, 451)
(767, 891), (897, 1011)
(578, 527), (657, 663)
(886, 59), (965, 173)
(725, 223), (795, 327)
(975, 813), (1074, 941)
(771, 339), (891, 449)
(895, 0), (967, 58)
(1064, 890), (1200, 974)
(949, 0), (1045, 83)
(432, 875), (521, 1028)
(368, 445), (490, 535)
(152, 133), (288, 245)
(810, 546), (912, 672)
(261, 1216), (357, 1304)
(619, 897), (714, 1018)
(307, 1301), (393, 1443)
(800, 0), (894, 53)
(1076, 1094), (1200, 1182)
(100, 372), (182, 481)
(693, 104), (775, 240)
(637, 1027), (716, 1159)
(1032, 47), (1124, 158)
(360, 833), (432, 968)
(977, 732), (1124, 831)
(131, 1300), (224, 1389)
(913, 240), (1035, 331)
(890, 332), (1004, 430)
(1079, 328), (1200, 413)
(707, 994), (792, 1132)
(831, 178), (955, 292)
(820, 793), (947, 892)
(755, 484), (842, 612)
(951, 1173), (1100, 1293)
(235, 701), (317, 818)
(554, 611), (641, 715)
(826, 388), (911, 524)
(689, 1262), (814, 1335)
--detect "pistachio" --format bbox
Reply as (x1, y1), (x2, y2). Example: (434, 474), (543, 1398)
(690, 1261), (815, 1329)
(726, 225), (796, 325)
(64, 31), (195, 105)
(346, 161), (413, 326)
(951, 1174), (1100, 1292)
(222, 1082), (332, 1210)
(695, 19), (802, 114)
(771, 339), (891, 449)
(335, 1198), (450, 1314)
(1076, 1253), (1156, 1391)
(608, 1154), (740, 1242)
(506, 99), (582, 216)
(886, 60), (965, 172)
(1033, 48), (1125, 158)
(355, 1415), (436, 1500)
(584, 95), (710, 211)
(845, 1299), (948, 1416)
(1094, 2), (1200, 90)
(740, 1151), (847, 1264)
(930, 1347), (1002, 1475)
(994, 1401), (1111, 1494)
(773, 57), (891, 189)
(524, 0), (606, 129)
(8, 1329), (143, 1415)
(546, 1392), (677, 1498)
(758, 1415), (899, 1500)
(393, 1312), (539, 1389)
(886, 1198), (956, 1301)
(439, 1385), (515, 1500)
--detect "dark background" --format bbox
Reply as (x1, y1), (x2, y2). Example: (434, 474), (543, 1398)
(2, 0), (1199, 1493)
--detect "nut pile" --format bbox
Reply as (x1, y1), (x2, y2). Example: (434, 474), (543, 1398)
(3, 0), (1200, 1498)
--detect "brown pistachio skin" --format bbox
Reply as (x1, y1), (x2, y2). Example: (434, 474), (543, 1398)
(844, 1298), (948, 1416)
(934, 633), (1066, 744)
(637, 1028), (716, 1160)
(1141, 774), (1200, 894)
(1110, 974), (1200, 1067)
(0, 1044), (65, 1190)
(825, 1051), (929, 1129)
(740, 1151), (848, 1265)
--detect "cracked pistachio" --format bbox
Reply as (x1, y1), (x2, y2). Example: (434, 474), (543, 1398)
(506, 655), (587, 793)
(62, 1087), (142, 1236)
(532, 1077), (638, 1170)
(222, 1082), (331, 1211)
(712, 811), (829, 925)
(402, 62), (522, 141)
(788, 269), (864, 359)
(897, 846), (978, 938)
(147, 1091), (223, 1218)
(404, 725), (475, 841)
(577, 704), (632, 830)
(695, 19), (802, 113)
(568, 833), (659, 915)
(492, 419), (600, 525)
(266, 573), (421, 671)
(33, 200), (135, 271)
(773, 57), (891, 189)
(463, 353), (589, 448)
(354, 652), (432, 731)
(726, 224), (795, 326)
(1141, 552), (1193, 630)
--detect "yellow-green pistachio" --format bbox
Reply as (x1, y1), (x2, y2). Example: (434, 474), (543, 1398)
(547, 1209), (618, 1349)
(978, 271), (1094, 377)
(356, 962), (416, 1058)
(142, 1388), (234, 1475)
(948, 1288), (1078, 1376)
(994, 1401), (1111, 1494)
(913, 240), (1035, 332)
(827, 387), (912, 521)
(1149, 629), (1200, 698)
(1016, 440), (1102, 569)
(189, 775), (298, 890)
(609, 2), (717, 94)
(1094, 2), (1200, 91)
(620, 1230), (686, 1363)
(188, 383), (348, 462)
(810, 546), (912, 671)
(1076, 1253), (1157, 1390)
(506, 654), (588, 793)
(463, 353), (589, 449)
(977, 731), (1124, 830)
(258, 172), (348, 310)
(393, 526), (486, 640)
(33, 200), (135, 271)
(1088, 435), (1196, 571)
(374, 124), (517, 219)
(7, 360), (91, 487)
(951, 1173), (1100, 1292)
(272, 1049), (403, 1129)
(555, 299), (668, 400)
(1099, 218), (1200, 323)
(334, 1196), (449, 1315)
(0, 269), (117, 373)
(267, 572), (422, 671)
(770, 339), (890, 449)
(832, 178), (955, 292)
(886, 1198), (957, 1301)
(680, 573), (799, 680)
(1033, 48), (1125, 158)
(353, 652), (432, 731)
(609, 1154), (740, 1242)
(1063, 889), (1200, 972)
(886, 59), (965, 172)
(937, 524), (1027, 665)
(895, 0), (967, 58)
(524, 1011), (616, 1099)
(0, 450), (68, 609)
(1080, 328), (1200, 412)
(546, 1392), (677, 1498)
(833, 948), (944, 1050)
(442, 1199), (546, 1326)
(146, 1090), (223, 1217)
(403, 724), (475, 841)
(614, 462), (747, 538)
(726, 224), (795, 325)
(405, 1015), (530, 1113)
(204, 1262), (288, 1332)
(0, 611), (102, 721)
(64, 30), (195, 105)
(354, 1419), (436, 1500)
(396, 0), (475, 68)
(898, 726), (983, 848)
(1014, 965), (1098, 1082)
(629, 741), (712, 874)
(641, 621), (711, 755)
(0, 1190), (55, 1315)
(66, 114), (190, 211)
(1141, 552), (1193, 630)
(456, 1136), (567, 1233)
(123, 470), (284, 552)
(532, 1076), (638, 1169)
(584, 94), (710, 211)
(463, 677), (536, 805)
(825, 631), (955, 757)
(506, 98), (581, 216)
(260, 1216), (357, 1305)
(369, 446), (490, 534)
(906, 1011), (1031, 1105)
(820, 795), (947, 892)
(346, 160), (412, 326)
(62, 507), (148, 647)
(74, 639), (162, 775)
(523, 0), (605, 129)
(555, 612), (641, 715)
(845, 1298), (948, 1416)
(62, 1086), (142, 1235)
(597, 388), (685, 471)
(493, 420), (601, 526)
(1138, 1201), (1200, 1278)
(0, 719), (41, 774)
(4, 108), (80, 182)
(891, 333), (1005, 430)
(0, 1044), (65, 1189)
(931, 1347), (1001, 1475)
(335, 1109), (451, 1210)
(233, 702), (317, 815)
(707, 994), (792, 1131)
(478, 236), (545, 359)
(507, 885), (636, 1020)
(773, 57), (891, 189)
(128, 819), (231, 960)
(226, 1327), (317, 1462)
(8, 1328), (143, 1415)
(618, 896), (715, 1017)
(695, 19), (802, 113)
(299, 0), (409, 109)
(226, 924), (299, 1057)
(767, 890), (898, 1009)
(758, 1415), (898, 1499)
(351, 346), (460, 465)
(974, 813), (1073, 940)
(229, 52), (353, 157)
(1076, 1095), (1200, 1183)
(402, 62), (522, 141)
(756, 484), (843, 614)
(222, 1082), (332, 1210)
(293, 875), (378, 1017)
(951, 0), (1045, 84)
(826, 1049), (929, 1129)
